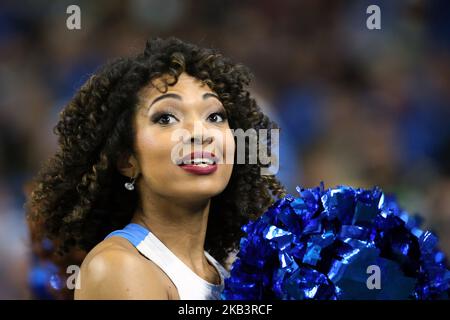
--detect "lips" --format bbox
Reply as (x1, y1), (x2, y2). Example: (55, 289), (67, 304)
(177, 151), (219, 175)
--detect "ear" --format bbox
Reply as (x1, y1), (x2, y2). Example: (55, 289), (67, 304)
(117, 152), (139, 178)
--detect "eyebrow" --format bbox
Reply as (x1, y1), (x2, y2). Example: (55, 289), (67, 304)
(148, 92), (220, 109)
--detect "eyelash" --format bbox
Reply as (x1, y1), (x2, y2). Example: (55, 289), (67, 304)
(151, 112), (177, 125)
(151, 111), (227, 125)
(208, 111), (227, 123)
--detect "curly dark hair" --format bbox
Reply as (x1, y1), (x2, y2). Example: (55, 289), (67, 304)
(26, 37), (286, 281)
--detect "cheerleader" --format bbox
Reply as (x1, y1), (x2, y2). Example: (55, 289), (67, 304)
(27, 37), (286, 300)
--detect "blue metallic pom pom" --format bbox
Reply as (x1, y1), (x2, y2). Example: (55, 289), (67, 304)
(222, 184), (450, 300)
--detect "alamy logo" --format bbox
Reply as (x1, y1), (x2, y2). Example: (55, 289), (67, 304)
(366, 5), (381, 30)
(170, 122), (280, 175)
(66, 5), (81, 30)
(66, 265), (81, 290)
(366, 265), (381, 290)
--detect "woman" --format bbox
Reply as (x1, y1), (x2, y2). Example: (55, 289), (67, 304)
(27, 37), (286, 299)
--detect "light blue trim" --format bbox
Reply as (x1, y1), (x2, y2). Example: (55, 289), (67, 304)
(104, 223), (150, 247)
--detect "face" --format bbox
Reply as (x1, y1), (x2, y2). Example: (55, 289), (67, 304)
(130, 72), (235, 204)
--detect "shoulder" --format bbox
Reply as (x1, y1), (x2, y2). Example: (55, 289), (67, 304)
(74, 236), (169, 300)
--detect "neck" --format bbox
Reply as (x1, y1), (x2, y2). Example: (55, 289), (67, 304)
(131, 189), (212, 273)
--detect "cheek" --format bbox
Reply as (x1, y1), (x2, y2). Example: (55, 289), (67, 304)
(205, 127), (235, 165)
(135, 128), (174, 171)
(223, 129), (236, 165)
(218, 129), (235, 183)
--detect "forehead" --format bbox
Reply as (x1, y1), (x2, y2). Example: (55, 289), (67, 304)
(139, 73), (213, 100)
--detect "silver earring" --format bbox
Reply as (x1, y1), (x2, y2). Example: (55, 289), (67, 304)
(124, 176), (136, 191)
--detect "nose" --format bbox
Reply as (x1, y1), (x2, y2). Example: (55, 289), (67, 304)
(181, 118), (215, 148)
(187, 132), (214, 145)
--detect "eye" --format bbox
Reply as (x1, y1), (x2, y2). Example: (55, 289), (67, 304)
(152, 113), (178, 125)
(207, 112), (227, 123)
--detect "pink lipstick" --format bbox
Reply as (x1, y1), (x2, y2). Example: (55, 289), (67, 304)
(177, 151), (218, 175)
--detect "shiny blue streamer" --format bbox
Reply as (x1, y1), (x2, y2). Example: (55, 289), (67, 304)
(222, 184), (450, 300)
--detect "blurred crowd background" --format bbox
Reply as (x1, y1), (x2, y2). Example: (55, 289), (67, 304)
(0, 0), (449, 299)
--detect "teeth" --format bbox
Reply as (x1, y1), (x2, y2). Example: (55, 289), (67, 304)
(183, 158), (215, 165)
(193, 163), (209, 167)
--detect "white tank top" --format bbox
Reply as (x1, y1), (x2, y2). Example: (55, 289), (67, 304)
(105, 223), (230, 300)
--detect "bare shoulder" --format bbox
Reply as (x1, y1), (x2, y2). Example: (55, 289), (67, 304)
(74, 236), (169, 300)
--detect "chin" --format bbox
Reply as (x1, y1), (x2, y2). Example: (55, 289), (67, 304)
(162, 166), (232, 199)
(170, 179), (228, 200)
(187, 182), (226, 197)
